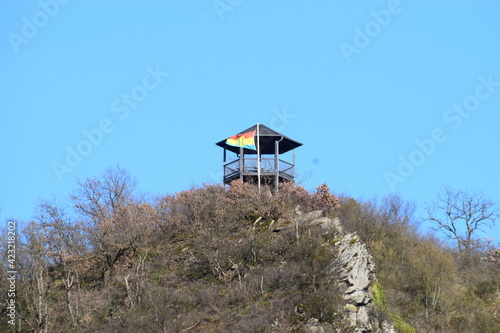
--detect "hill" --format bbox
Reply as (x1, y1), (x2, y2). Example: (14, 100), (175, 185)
(1, 167), (499, 332)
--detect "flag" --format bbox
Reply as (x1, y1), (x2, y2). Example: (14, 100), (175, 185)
(226, 130), (256, 150)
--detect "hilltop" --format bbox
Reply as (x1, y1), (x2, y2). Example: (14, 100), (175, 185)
(1, 167), (499, 332)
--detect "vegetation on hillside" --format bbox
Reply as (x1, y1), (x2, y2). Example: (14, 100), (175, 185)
(336, 192), (500, 332)
(1, 166), (499, 332)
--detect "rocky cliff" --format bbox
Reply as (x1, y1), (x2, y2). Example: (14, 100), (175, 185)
(297, 210), (396, 333)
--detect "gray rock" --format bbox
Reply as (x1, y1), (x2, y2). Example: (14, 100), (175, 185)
(356, 306), (369, 328)
(345, 290), (370, 305)
(310, 216), (344, 235)
(294, 211), (396, 333)
(334, 230), (393, 332)
(337, 233), (374, 292)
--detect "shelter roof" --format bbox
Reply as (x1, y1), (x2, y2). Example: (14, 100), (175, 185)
(215, 124), (302, 154)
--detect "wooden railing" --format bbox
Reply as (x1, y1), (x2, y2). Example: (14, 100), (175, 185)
(223, 158), (295, 181)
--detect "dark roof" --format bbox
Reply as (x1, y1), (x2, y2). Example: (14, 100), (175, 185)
(215, 124), (302, 154)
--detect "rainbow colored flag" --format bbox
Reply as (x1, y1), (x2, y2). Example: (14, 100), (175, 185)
(226, 130), (256, 150)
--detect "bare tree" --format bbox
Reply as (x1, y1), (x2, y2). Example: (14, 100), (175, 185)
(380, 193), (416, 229)
(425, 186), (498, 256)
(18, 222), (51, 333)
(72, 165), (136, 223)
(71, 165), (153, 286)
(36, 200), (88, 327)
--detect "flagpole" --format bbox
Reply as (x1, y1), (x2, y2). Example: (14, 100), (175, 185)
(257, 123), (261, 191)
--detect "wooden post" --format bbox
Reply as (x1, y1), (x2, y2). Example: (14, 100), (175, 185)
(239, 146), (243, 181)
(223, 148), (227, 184)
(275, 140), (279, 191)
(257, 123), (261, 191)
(292, 149), (296, 180)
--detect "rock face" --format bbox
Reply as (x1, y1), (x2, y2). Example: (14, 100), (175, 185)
(337, 232), (374, 330)
(300, 210), (396, 333)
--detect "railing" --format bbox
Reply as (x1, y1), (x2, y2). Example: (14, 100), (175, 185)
(224, 158), (295, 180)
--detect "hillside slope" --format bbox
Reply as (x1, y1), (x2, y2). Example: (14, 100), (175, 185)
(1, 168), (499, 332)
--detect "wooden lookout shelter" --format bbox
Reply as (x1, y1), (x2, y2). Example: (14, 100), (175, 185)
(215, 124), (302, 189)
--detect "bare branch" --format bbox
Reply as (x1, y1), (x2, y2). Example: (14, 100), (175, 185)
(425, 186), (498, 255)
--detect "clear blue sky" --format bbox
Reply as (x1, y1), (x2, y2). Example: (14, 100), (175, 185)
(2, 1), (499, 246)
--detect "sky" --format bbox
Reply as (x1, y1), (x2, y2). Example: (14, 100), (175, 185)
(1, 0), (500, 246)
